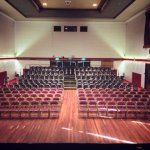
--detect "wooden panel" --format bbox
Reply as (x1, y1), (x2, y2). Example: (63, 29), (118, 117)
(101, 61), (113, 68)
(0, 90), (150, 143)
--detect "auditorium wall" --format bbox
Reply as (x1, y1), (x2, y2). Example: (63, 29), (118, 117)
(0, 60), (21, 80)
(0, 12), (15, 58)
(0, 12), (16, 80)
(126, 11), (149, 59)
(117, 61), (145, 88)
(15, 21), (125, 58)
(117, 10), (149, 88)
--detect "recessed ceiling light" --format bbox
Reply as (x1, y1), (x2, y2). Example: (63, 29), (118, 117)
(92, 3), (98, 7)
(43, 2), (47, 6)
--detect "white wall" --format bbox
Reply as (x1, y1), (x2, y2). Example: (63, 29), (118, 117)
(15, 21), (126, 58)
(0, 12), (15, 57)
(125, 11), (149, 59)
(0, 12), (16, 80)
(121, 11), (150, 88)
(0, 60), (21, 80)
(118, 61), (145, 88)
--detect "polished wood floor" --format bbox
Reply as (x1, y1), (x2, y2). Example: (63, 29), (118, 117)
(0, 90), (150, 143)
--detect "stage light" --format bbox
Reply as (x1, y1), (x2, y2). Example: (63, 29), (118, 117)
(55, 57), (60, 61)
(82, 57), (86, 61)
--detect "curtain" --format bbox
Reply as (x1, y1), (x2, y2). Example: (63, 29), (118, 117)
(143, 10), (150, 48)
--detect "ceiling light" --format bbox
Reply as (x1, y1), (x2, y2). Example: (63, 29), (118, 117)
(65, 0), (71, 6)
(42, 2), (47, 6)
(92, 3), (98, 7)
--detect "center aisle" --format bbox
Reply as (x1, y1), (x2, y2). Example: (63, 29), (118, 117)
(57, 89), (98, 143)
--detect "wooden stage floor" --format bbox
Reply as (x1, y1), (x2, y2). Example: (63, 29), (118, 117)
(0, 90), (150, 144)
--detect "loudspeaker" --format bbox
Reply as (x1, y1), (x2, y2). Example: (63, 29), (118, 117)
(54, 26), (61, 32)
(80, 26), (88, 32)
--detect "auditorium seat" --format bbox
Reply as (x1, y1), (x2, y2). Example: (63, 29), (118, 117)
(117, 101), (127, 118)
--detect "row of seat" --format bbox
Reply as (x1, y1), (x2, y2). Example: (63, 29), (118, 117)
(0, 100), (61, 119)
(10, 81), (63, 89)
(77, 88), (150, 119)
(78, 100), (150, 119)
(78, 88), (149, 94)
(0, 88), (64, 118)
(0, 88), (64, 93)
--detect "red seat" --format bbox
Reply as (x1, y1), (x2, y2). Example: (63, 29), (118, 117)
(78, 101), (88, 118)
(88, 101), (98, 117)
(117, 94), (124, 98)
(131, 97), (139, 102)
(40, 101), (50, 118)
(110, 94), (117, 98)
(122, 98), (130, 102)
(19, 101), (30, 118)
(125, 94), (133, 98)
(97, 101), (107, 116)
(29, 101), (40, 118)
(104, 98), (112, 102)
(126, 102), (137, 118)
(117, 101), (127, 118)
(22, 93), (29, 98)
(95, 97), (104, 102)
(13, 93), (21, 98)
(10, 101), (20, 118)
(5, 93), (13, 98)
(49, 101), (61, 118)
(26, 97), (34, 101)
(30, 93), (38, 98)
(113, 98), (121, 102)
(43, 97), (52, 102)
(107, 101), (117, 117)
(136, 102), (146, 118)
(139, 98), (148, 102)
(17, 97), (25, 102)
(0, 101), (11, 118)
(102, 94), (109, 98)
(8, 97), (16, 102)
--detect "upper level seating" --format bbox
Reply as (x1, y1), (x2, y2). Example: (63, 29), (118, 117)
(11, 66), (64, 89)
(75, 67), (133, 89)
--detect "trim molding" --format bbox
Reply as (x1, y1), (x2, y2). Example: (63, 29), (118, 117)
(0, 57), (150, 62)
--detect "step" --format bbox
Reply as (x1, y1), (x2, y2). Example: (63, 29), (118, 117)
(64, 77), (75, 80)
(64, 84), (76, 87)
(64, 81), (76, 83)
(64, 87), (77, 90)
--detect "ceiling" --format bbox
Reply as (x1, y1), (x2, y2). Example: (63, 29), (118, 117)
(37, 0), (101, 9)
(0, 0), (150, 21)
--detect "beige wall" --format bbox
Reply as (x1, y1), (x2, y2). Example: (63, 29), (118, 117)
(0, 12), (15, 57)
(15, 21), (126, 58)
(125, 11), (149, 59)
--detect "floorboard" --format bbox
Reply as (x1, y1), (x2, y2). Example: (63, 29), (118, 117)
(0, 90), (150, 143)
